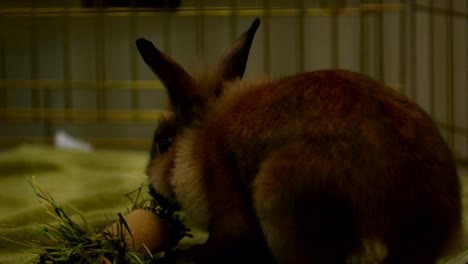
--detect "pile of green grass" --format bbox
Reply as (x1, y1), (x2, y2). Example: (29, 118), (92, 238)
(28, 177), (191, 264)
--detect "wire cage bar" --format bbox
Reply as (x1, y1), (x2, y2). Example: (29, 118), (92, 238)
(0, 0), (466, 163)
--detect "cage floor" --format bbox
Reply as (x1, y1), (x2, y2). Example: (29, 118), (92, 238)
(0, 144), (466, 263)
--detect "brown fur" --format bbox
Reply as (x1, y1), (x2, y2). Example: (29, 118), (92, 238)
(139, 19), (461, 264)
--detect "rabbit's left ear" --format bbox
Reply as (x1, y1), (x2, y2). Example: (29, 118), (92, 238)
(215, 18), (260, 94)
(136, 38), (198, 125)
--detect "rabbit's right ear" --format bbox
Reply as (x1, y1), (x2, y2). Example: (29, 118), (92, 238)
(215, 18), (260, 96)
(136, 38), (197, 125)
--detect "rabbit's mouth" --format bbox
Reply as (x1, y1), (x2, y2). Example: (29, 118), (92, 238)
(149, 185), (182, 211)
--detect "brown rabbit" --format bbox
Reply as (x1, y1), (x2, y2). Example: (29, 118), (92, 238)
(137, 19), (462, 264)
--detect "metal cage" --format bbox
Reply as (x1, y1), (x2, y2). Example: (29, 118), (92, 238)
(0, 0), (467, 162)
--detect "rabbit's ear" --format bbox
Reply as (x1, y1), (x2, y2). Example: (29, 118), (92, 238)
(217, 18), (260, 89)
(136, 38), (197, 125)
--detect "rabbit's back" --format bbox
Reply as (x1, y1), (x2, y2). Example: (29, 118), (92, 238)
(211, 69), (461, 263)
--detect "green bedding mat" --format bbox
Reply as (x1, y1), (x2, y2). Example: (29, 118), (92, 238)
(0, 144), (467, 263)
(0, 144), (149, 263)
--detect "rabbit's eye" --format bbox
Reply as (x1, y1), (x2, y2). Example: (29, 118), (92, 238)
(157, 137), (172, 154)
